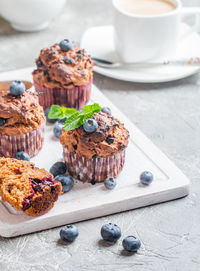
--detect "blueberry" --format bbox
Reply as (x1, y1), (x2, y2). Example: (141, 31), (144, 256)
(60, 225), (79, 242)
(140, 171), (154, 186)
(45, 107), (57, 123)
(59, 39), (72, 52)
(83, 119), (98, 133)
(101, 107), (112, 116)
(101, 223), (121, 242)
(14, 151), (30, 161)
(55, 175), (74, 193)
(58, 119), (66, 125)
(10, 80), (25, 96)
(62, 56), (74, 64)
(53, 121), (63, 138)
(122, 236), (141, 252)
(106, 136), (115, 145)
(50, 162), (67, 177)
(0, 118), (7, 127)
(104, 177), (116, 190)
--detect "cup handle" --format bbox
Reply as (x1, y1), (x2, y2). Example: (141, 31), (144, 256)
(180, 7), (200, 32)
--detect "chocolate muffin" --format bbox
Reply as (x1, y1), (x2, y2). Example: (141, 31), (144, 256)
(32, 39), (94, 110)
(0, 158), (62, 216)
(0, 84), (45, 158)
(60, 111), (129, 183)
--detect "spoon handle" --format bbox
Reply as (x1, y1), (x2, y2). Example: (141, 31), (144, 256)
(92, 57), (200, 68)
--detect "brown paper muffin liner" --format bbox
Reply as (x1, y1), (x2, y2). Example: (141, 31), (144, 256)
(63, 148), (126, 183)
(33, 79), (92, 110)
(0, 121), (45, 158)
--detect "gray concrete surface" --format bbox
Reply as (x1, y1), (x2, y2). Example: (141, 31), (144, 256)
(0, 0), (199, 270)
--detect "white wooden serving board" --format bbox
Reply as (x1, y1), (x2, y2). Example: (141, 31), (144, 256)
(0, 68), (189, 237)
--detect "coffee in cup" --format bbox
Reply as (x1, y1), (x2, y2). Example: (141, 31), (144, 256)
(113, 0), (200, 63)
(118, 0), (176, 16)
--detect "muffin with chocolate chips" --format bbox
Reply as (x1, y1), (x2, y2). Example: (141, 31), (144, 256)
(0, 81), (45, 158)
(57, 105), (129, 183)
(32, 39), (94, 110)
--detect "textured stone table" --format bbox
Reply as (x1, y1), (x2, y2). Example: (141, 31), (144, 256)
(0, 0), (199, 270)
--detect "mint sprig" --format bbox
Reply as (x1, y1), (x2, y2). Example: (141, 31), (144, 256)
(48, 105), (77, 120)
(48, 103), (101, 131)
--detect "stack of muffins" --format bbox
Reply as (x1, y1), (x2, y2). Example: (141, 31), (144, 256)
(0, 39), (130, 217)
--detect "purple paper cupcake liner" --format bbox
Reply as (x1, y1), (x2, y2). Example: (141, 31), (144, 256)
(63, 148), (126, 183)
(0, 121), (45, 158)
(34, 79), (92, 110)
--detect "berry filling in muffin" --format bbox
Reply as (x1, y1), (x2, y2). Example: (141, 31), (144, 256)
(0, 158), (62, 216)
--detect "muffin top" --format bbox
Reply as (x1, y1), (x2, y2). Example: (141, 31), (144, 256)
(0, 89), (45, 136)
(60, 111), (129, 159)
(32, 42), (94, 89)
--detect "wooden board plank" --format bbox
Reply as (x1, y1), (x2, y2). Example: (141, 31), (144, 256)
(0, 67), (189, 237)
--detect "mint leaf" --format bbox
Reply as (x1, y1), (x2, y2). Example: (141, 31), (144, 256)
(64, 112), (85, 131)
(49, 103), (102, 131)
(48, 105), (77, 119)
(81, 103), (101, 121)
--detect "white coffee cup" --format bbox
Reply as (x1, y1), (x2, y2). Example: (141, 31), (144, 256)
(113, 0), (200, 63)
(0, 0), (66, 32)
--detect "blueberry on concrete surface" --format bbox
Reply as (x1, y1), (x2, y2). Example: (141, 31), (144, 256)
(60, 225), (79, 242)
(101, 223), (121, 242)
(122, 236), (141, 252)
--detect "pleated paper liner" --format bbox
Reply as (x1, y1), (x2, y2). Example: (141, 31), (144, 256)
(34, 79), (92, 110)
(63, 148), (126, 183)
(0, 120), (45, 158)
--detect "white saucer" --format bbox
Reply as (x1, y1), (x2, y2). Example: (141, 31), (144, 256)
(81, 24), (200, 83)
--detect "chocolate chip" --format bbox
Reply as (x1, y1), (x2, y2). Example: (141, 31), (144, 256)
(106, 136), (115, 144)
(36, 58), (44, 67)
(91, 179), (96, 185)
(0, 118), (8, 127)
(73, 144), (77, 150)
(62, 56), (74, 64)
(113, 120), (119, 127)
(92, 154), (97, 159)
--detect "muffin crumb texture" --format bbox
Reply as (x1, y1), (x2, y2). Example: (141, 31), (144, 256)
(0, 158), (62, 216)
